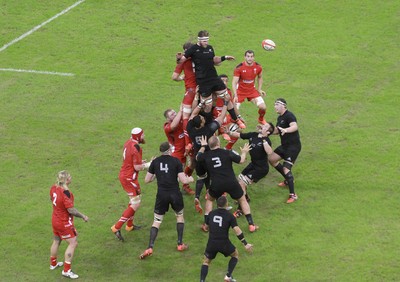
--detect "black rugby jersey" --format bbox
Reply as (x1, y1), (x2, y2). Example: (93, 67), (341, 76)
(208, 208), (238, 241)
(240, 132), (271, 168)
(148, 155), (183, 191)
(187, 119), (220, 153)
(197, 148), (240, 181)
(184, 44), (218, 80)
(277, 110), (301, 146)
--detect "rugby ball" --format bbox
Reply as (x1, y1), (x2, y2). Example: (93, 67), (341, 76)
(262, 39), (276, 51)
(228, 123), (240, 132)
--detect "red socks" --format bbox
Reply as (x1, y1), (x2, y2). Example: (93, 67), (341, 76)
(64, 261), (71, 272)
(115, 206), (135, 230)
(50, 256), (57, 267)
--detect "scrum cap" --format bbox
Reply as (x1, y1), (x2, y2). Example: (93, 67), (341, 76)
(131, 127), (143, 141)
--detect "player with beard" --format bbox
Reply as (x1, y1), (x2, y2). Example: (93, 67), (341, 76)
(111, 127), (151, 241)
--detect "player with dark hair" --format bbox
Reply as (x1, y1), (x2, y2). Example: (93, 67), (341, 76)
(163, 106), (195, 195)
(197, 135), (259, 233)
(232, 50), (267, 125)
(111, 127), (150, 241)
(227, 122), (275, 217)
(176, 30), (245, 129)
(269, 98), (302, 203)
(49, 170), (89, 279)
(200, 195), (253, 282)
(139, 142), (194, 259)
(172, 41), (197, 154)
(186, 93), (230, 215)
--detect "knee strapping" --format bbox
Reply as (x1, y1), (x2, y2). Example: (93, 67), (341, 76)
(175, 209), (184, 216)
(183, 107), (192, 114)
(217, 89), (228, 98)
(154, 214), (163, 223)
(129, 195), (141, 205)
(254, 96), (265, 106)
(238, 174), (251, 186)
(204, 97), (213, 105)
(283, 160), (293, 170)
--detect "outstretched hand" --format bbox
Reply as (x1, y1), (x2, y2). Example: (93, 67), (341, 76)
(277, 126), (287, 136)
(240, 143), (251, 154)
(200, 135), (208, 146)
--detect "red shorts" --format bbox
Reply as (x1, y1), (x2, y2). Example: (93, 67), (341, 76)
(119, 177), (141, 197)
(52, 224), (77, 240)
(172, 150), (186, 164)
(237, 89), (260, 103)
(182, 88), (196, 106)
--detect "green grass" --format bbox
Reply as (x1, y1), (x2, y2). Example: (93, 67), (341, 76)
(1, 0), (399, 281)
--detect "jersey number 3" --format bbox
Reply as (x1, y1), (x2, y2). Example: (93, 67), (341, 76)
(211, 157), (222, 168)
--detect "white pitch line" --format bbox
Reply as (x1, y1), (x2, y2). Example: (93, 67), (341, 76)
(0, 68), (74, 77)
(0, 0), (85, 53)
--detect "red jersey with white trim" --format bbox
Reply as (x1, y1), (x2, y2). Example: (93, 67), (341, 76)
(174, 59), (196, 90)
(50, 185), (74, 228)
(164, 120), (186, 154)
(119, 138), (142, 180)
(233, 62), (263, 95)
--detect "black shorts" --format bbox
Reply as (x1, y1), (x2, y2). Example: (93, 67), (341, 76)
(274, 143), (301, 164)
(208, 181), (243, 200)
(197, 77), (226, 98)
(205, 239), (236, 259)
(154, 189), (184, 215)
(195, 159), (207, 178)
(241, 163), (269, 183)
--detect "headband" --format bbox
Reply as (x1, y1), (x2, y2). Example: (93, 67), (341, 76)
(198, 36), (209, 41)
(275, 100), (287, 106)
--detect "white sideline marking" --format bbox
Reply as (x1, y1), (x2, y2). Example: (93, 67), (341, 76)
(0, 0), (85, 53)
(0, 68), (74, 77)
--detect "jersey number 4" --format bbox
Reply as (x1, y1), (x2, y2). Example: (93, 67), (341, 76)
(160, 163), (169, 173)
